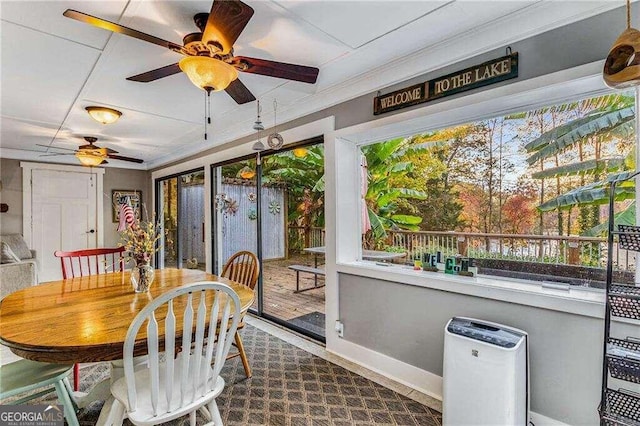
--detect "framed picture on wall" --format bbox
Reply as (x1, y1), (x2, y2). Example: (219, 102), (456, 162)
(112, 189), (142, 223)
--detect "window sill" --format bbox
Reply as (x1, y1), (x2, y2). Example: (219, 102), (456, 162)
(336, 261), (607, 319)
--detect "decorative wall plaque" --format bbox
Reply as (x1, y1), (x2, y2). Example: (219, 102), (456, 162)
(374, 53), (519, 115)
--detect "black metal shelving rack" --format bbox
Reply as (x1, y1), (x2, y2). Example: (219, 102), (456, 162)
(599, 173), (640, 426)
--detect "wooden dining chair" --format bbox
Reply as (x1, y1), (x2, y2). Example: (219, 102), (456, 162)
(0, 359), (79, 426)
(54, 246), (126, 279)
(221, 250), (259, 378)
(54, 246), (126, 391)
(108, 282), (241, 426)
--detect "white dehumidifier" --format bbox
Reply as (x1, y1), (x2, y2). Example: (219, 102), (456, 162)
(443, 317), (529, 426)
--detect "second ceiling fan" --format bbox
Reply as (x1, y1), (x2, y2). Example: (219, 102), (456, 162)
(64, 0), (319, 104)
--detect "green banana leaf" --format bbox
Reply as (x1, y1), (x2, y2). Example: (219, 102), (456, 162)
(538, 186), (635, 211)
(526, 107), (635, 165)
(313, 175), (325, 192)
(368, 207), (386, 239)
(537, 171), (637, 212)
(390, 214), (422, 225)
(531, 157), (624, 179)
(583, 202), (636, 236)
(525, 113), (605, 152)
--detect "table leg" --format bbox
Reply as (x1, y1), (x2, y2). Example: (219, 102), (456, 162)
(314, 254), (318, 287)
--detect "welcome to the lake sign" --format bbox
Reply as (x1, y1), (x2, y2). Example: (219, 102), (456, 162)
(374, 53), (518, 115)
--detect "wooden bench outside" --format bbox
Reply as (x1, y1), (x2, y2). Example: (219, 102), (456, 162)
(288, 264), (326, 293)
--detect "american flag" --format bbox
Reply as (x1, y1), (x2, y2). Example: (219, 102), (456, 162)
(117, 202), (135, 232)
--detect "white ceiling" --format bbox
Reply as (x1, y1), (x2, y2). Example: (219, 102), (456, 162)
(0, 1), (626, 170)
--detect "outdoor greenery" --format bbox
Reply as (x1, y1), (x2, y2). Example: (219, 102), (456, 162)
(222, 91), (636, 264)
(381, 91), (636, 241)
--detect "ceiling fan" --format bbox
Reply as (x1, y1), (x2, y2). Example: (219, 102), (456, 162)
(63, 0), (320, 104)
(38, 137), (144, 166)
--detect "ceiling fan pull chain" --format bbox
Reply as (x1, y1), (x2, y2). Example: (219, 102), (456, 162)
(207, 89), (212, 125)
(203, 89), (212, 141)
(204, 90), (208, 141)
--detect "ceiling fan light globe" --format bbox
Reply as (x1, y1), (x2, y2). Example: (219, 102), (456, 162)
(179, 56), (238, 91)
(75, 151), (104, 167)
(85, 106), (122, 124)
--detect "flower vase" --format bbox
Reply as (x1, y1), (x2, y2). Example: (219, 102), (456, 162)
(131, 262), (154, 293)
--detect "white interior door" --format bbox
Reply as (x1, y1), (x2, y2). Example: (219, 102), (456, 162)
(31, 169), (98, 282)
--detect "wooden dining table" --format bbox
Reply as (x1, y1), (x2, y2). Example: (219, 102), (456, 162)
(0, 268), (255, 425)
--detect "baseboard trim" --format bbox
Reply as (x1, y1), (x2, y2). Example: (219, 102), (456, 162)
(328, 337), (571, 426)
(530, 412), (571, 426)
(327, 336), (443, 401)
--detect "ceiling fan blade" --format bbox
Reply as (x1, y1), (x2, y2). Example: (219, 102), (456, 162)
(96, 147), (114, 156)
(233, 56), (319, 84)
(39, 153), (72, 157)
(107, 154), (144, 164)
(127, 63), (182, 83)
(202, 0), (254, 55)
(63, 9), (185, 54)
(36, 144), (76, 152)
(225, 79), (256, 104)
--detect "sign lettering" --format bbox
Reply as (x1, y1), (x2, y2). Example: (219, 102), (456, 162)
(376, 84), (426, 114)
(374, 53), (518, 115)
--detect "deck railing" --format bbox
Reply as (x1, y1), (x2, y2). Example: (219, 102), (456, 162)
(387, 230), (636, 272)
(288, 226), (325, 253)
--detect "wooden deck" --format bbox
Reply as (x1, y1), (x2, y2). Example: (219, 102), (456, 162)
(176, 252), (326, 331)
(256, 252), (326, 322)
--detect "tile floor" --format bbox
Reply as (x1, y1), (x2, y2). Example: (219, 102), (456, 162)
(3, 316), (442, 425)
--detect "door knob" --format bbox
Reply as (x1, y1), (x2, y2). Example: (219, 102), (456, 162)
(87, 229), (95, 234)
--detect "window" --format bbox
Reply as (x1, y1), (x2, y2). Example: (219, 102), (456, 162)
(360, 91), (636, 288)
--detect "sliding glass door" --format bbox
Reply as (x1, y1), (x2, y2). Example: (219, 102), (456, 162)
(211, 158), (259, 310)
(211, 138), (325, 341)
(156, 169), (205, 270)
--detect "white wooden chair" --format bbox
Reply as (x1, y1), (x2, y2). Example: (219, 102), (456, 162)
(108, 282), (241, 426)
(0, 359), (79, 426)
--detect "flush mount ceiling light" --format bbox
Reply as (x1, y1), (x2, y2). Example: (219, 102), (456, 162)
(179, 56), (238, 92)
(85, 106), (122, 125)
(603, 0), (640, 88)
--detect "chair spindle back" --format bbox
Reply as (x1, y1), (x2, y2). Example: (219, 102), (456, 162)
(221, 251), (259, 290)
(54, 247), (126, 279)
(122, 282), (241, 416)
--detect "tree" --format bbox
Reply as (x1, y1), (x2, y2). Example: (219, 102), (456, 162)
(263, 145), (325, 228)
(501, 183), (538, 235)
(524, 93), (635, 235)
(362, 138), (428, 247)
(391, 127), (476, 231)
